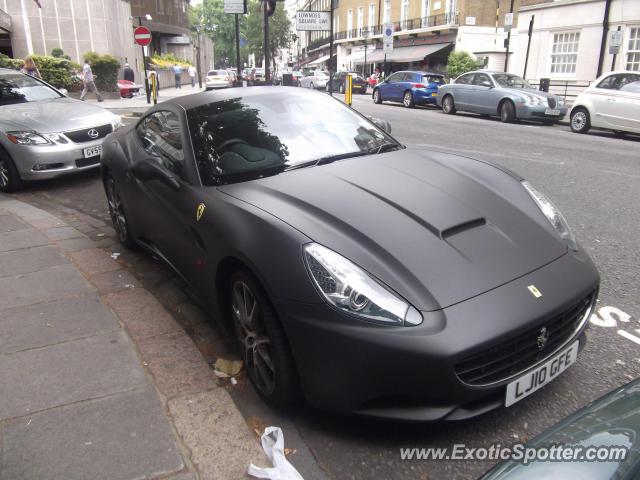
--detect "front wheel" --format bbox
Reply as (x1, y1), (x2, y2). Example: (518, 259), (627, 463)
(105, 175), (136, 249)
(442, 95), (456, 114)
(570, 108), (591, 133)
(230, 270), (299, 408)
(403, 91), (415, 108)
(499, 100), (515, 123)
(373, 89), (382, 104)
(0, 149), (23, 193)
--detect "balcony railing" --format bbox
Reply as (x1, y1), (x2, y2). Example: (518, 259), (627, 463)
(334, 12), (458, 40)
(307, 35), (331, 51)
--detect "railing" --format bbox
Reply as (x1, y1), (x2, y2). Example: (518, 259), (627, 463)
(307, 35), (331, 51)
(334, 12), (458, 40)
(526, 79), (592, 106)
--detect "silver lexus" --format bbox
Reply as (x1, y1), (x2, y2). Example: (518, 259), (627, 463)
(0, 68), (122, 192)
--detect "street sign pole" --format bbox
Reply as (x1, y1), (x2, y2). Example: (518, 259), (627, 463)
(264, 2), (270, 83)
(136, 18), (151, 104)
(523, 15), (534, 79)
(329, 0), (334, 96)
(235, 13), (241, 84)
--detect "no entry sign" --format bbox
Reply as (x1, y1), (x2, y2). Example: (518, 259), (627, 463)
(134, 26), (152, 46)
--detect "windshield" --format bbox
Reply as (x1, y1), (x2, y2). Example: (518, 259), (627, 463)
(0, 72), (62, 106)
(187, 90), (397, 185)
(492, 74), (532, 89)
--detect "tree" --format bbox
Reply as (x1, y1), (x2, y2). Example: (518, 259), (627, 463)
(446, 51), (478, 80)
(245, 0), (291, 69)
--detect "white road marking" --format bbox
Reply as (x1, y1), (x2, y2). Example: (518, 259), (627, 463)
(618, 330), (640, 346)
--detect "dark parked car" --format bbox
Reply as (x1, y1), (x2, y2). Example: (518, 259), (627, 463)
(373, 71), (445, 108)
(483, 377), (640, 479)
(326, 71), (368, 94)
(101, 87), (598, 420)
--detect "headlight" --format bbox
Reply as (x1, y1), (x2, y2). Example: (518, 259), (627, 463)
(522, 181), (577, 250)
(6, 131), (51, 145)
(523, 95), (544, 106)
(304, 243), (423, 326)
(557, 98), (565, 107)
(43, 133), (68, 144)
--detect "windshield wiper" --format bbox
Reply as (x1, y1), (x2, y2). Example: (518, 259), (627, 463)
(371, 142), (403, 154)
(284, 144), (402, 172)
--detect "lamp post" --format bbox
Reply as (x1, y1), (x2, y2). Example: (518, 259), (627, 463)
(363, 27), (370, 77)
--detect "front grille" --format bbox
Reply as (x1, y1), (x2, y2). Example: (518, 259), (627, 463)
(65, 124), (112, 143)
(454, 292), (595, 386)
(75, 157), (100, 168)
(547, 97), (557, 109)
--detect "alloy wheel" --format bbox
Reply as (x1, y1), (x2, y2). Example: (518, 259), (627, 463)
(571, 111), (587, 132)
(232, 280), (276, 395)
(0, 157), (9, 189)
(403, 91), (414, 108)
(443, 96), (454, 113)
(106, 177), (129, 244)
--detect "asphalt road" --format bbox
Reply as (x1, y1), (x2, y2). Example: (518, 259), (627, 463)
(11, 93), (640, 480)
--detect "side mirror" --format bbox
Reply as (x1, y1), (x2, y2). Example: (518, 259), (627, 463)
(131, 158), (181, 191)
(369, 116), (392, 134)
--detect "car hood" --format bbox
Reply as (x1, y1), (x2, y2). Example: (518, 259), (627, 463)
(0, 97), (115, 134)
(219, 150), (567, 311)
(505, 87), (558, 99)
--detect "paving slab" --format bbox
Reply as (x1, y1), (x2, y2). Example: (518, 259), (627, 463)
(2, 387), (184, 480)
(42, 226), (85, 241)
(0, 227), (50, 252)
(88, 269), (141, 295)
(57, 236), (97, 252)
(0, 264), (93, 311)
(0, 294), (119, 354)
(168, 389), (268, 480)
(137, 331), (218, 399)
(68, 248), (122, 276)
(0, 213), (28, 233)
(0, 245), (67, 278)
(0, 330), (148, 419)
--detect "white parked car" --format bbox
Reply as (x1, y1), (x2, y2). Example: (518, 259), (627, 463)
(299, 70), (330, 90)
(570, 71), (640, 135)
(205, 70), (232, 90)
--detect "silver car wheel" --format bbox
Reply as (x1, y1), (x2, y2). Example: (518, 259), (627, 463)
(232, 280), (276, 395)
(571, 111), (587, 131)
(0, 157), (9, 188)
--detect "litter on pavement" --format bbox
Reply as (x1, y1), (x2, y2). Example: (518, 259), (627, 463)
(248, 427), (304, 480)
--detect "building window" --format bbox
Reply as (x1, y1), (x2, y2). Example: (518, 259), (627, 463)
(421, 0), (430, 23)
(357, 7), (364, 36)
(369, 3), (375, 28)
(401, 0), (409, 28)
(383, 0), (391, 25)
(627, 27), (640, 71)
(156, 0), (164, 14)
(550, 32), (580, 74)
(347, 9), (353, 38)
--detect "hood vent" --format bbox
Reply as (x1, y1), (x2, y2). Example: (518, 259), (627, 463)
(441, 218), (486, 239)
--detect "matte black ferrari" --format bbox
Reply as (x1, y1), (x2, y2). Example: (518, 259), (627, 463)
(100, 87), (599, 421)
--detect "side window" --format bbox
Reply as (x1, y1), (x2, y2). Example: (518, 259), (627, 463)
(597, 73), (640, 90)
(456, 73), (473, 85)
(386, 73), (400, 83)
(472, 73), (492, 87)
(136, 111), (185, 177)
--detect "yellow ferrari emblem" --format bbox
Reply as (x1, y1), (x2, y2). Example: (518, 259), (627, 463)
(527, 285), (542, 299)
(196, 203), (206, 222)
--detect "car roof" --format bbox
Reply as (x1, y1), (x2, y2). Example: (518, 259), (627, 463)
(166, 86), (300, 111)
(391, 70), (444, 75)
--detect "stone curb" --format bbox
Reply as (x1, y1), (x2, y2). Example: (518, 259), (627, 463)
(0, 195), (269, 479)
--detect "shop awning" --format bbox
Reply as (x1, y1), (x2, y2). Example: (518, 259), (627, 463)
(307, 54), (330, 65)
(367, 42), (452, 63)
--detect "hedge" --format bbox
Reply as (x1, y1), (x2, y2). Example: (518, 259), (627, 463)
(0, 53), (80, 90)
(83, 51), (120, 91)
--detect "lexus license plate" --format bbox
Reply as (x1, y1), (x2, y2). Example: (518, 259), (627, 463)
(83, 145), (102, 158)
(505, 340), (579, 407)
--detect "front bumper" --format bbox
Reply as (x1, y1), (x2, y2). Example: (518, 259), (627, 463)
(516, 104), (568, 121)
(277, 248), (598, 421)
(5, 137), (105, 181)
(205, 81), (231, 89)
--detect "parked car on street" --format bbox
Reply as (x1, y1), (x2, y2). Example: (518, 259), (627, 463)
(299, 70), (329, 90)
(373, 71), (445, 108)
(101, 87), (598, 421)
(205, 70), (232, 90)
(252, 68), (267, 85)
(117, 79), (142, 98)
(570, 71), (640, 136)
(437, 71), (567, 124)
(483, 377), (640, 479)
(227, 69), (238, 84)
(326, 71), (368, 94)
(0, 68), (122, 192)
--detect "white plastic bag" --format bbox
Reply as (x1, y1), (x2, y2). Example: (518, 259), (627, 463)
(248, 426), (304, 480)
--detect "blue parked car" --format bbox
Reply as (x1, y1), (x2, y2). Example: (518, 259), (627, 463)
(372, 71), (445, 108)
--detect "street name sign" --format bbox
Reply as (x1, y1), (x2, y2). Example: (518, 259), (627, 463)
(296, 11), (331, 31)
(224, 0), (246, 14)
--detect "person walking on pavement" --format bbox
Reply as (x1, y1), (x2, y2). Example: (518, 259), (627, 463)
(188, 65), (197, 88)
(80, 59), (104, 102)
(123, 63), (135, 82)
(172, 64), (182, 89)
(21, 56), (41, 79)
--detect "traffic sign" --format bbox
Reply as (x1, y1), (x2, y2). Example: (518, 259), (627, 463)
(383, 23), (393, 54)
(134, 26), (152, 46)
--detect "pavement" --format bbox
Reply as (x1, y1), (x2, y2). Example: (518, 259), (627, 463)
(0, 195), (269, 479)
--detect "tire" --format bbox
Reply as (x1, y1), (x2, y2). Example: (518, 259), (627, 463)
(373, 88), (382, 104)
(613, 130), (627, 138)
(570, 108), (591, 134)
(442, 95), (456, 114)
(403, 91), (415, 108)
(339, 82), (345, 94)
(230, 270), (299, 408)
(310, 82), (315, 90)
(0, 148), (23, 193)
(499, 100), (515, 123)
(105, 174), (136, 249)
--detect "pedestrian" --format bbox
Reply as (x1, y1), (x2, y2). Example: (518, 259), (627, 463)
(172, 63), (182, 89)
(187, 64), (197, 88)
(79, 59), (104, 102)
(123, 62), (134, 82)
(21, 56), (41, 78)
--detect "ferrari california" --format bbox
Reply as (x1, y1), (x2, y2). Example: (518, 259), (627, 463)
(100, 87), (599, 421)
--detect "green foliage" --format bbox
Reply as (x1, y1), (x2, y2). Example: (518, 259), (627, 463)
(151, 53), (192, 69)
(446, 51), (479, 79)
(0, 53), (23, 70)
(51, 47), (64, 58)
(83, 51), (120, 91)
(0, 53), (80, 89)
(245, 0), (291, 69)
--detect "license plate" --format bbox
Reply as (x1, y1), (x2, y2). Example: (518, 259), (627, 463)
(545, 108), (561, 116)
(505, 340), (579, 407)
(431, 92), (438, 96)
(83, 145), (102, 158)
